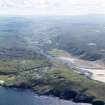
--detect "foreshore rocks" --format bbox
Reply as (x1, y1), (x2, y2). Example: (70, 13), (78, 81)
(92, 101), (105, 105)
(73, 94), (95, 103)
(33, 85), (104, 105)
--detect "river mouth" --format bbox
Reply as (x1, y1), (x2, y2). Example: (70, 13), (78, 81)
(0, 86), (90, 105)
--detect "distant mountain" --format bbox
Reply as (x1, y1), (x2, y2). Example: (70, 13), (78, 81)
(1, 15), (105, 61)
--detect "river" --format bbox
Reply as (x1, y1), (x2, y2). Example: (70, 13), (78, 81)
(0, 87), (91, 105)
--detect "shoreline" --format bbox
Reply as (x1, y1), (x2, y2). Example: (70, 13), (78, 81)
(0, 86), (91, 105)
(1, 82), (104, 105)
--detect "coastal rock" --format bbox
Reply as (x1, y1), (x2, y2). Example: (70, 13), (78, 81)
(92, 100), (105, 105)
(59, 90), (78, 99)
(73, 94), (95, 103)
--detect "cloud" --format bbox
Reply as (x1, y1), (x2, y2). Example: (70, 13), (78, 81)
(0, 0), (105, 15)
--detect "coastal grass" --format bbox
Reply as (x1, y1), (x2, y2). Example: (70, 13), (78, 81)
(49, 49), (70, 57)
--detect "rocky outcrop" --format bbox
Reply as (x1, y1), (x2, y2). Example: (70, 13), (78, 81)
(92, 100), (105, 105)
(73, 94), (95, 103)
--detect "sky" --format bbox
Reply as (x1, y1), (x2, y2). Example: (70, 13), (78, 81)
(0, 0), (105, 15)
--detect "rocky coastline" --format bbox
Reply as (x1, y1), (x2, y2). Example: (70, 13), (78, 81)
(2, 80), (105, 105)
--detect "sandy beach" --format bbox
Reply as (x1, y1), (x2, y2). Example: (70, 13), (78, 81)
(57, 55), (105, 83)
